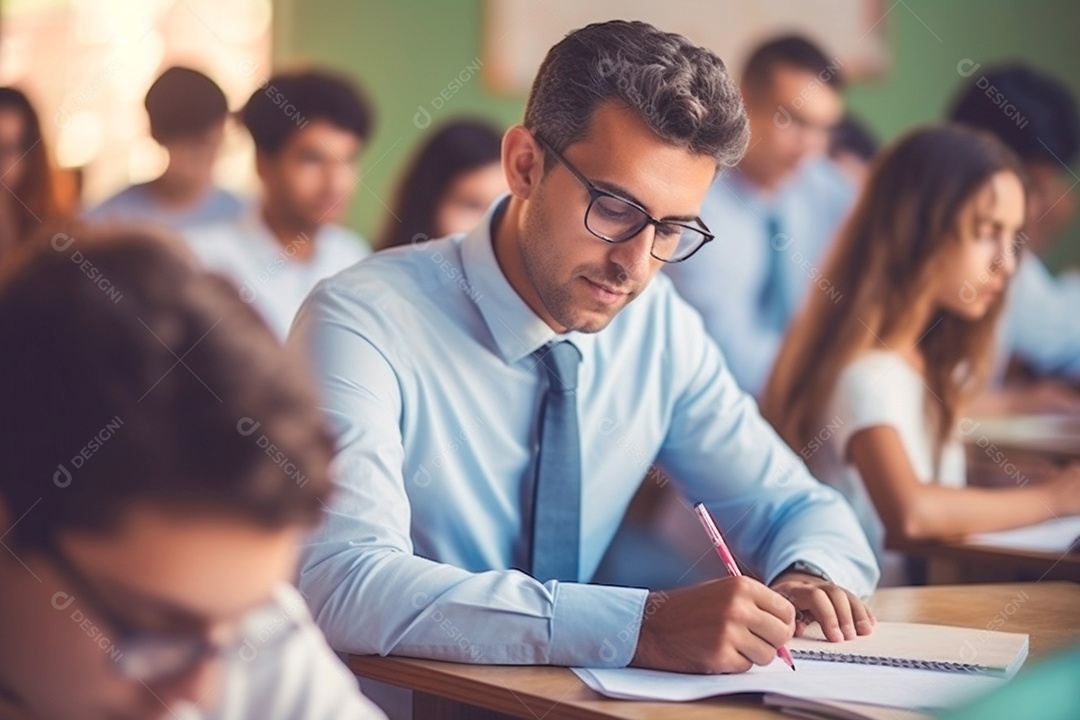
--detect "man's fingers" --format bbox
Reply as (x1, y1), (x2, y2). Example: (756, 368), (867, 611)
(794, 586), (844, 642)
(738, 627), (784, 667)
(755, 583), (797, 626)
(747, 604), (796, 650)
(824, 585), (857, 640)
(848, 594), (875, 636)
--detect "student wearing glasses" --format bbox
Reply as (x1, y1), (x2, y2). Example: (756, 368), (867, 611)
(0, 229), (384, 719)
(292, 21), (878, 712)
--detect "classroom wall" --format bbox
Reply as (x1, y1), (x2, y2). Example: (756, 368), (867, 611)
(273, 0), (1080, 269)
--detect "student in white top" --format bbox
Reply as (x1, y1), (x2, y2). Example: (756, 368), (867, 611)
(0, 228), (383, 719)
(762, 125), (1080, 585)
(186, 70), (373, 340)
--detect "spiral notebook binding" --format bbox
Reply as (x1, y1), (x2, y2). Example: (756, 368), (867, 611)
(790, 650), (982, 674)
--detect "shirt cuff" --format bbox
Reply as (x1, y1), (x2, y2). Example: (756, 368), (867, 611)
(767, 548), (878, 599)
(549, 582), (649, 668)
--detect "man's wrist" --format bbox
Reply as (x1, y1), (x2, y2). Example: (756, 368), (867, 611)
(772, 560), (831, 585)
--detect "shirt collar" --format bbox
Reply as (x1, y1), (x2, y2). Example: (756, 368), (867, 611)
(460, 196), (596, 365)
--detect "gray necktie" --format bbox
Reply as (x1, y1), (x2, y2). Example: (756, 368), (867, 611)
(529, 341), (582, 583)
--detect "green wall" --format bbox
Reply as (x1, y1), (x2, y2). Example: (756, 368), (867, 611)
(274, 0), (1080, 268)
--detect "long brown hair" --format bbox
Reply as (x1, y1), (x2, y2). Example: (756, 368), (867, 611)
(762, 125), (1025, 453)
(0, 88), (61, 241)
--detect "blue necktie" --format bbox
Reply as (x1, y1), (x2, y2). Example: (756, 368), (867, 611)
(759, 213), (789, 332)
(530, 341), (582, 583)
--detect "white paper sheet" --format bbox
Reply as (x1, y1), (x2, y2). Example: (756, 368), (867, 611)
(572, 657), (1005, 711)
(968, 514), (1080, 553)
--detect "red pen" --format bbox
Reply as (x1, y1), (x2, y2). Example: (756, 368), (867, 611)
(694, 502), (796, 671)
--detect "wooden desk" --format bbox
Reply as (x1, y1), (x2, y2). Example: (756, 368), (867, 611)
(900, 536), (1080, 584)
(349, 582), (1080, 720)
(964, 414), (1080, 462)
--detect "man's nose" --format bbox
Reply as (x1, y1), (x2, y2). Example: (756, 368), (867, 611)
(607, 224), (655, 283)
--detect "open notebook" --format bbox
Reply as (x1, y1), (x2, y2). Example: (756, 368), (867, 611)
(573, 621), (1029, 717)
(788, 621), (1029, 678)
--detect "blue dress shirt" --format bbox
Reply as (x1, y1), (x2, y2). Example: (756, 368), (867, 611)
(290, 198), (879, 669)
(996, 253), (1080, 377)
(87, 183), (246, 233)
(664, 158), (856, 396)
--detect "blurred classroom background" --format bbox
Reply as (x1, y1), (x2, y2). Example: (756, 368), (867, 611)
(4, 0), (1080, 270)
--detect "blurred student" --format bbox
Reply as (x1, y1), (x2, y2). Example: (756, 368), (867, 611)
(665, 35), (851, 395)
(0, 228), (384, 719)
(829, 113), (879, 187)
(87, 67), (245, 232)
(762, 125), (1080, 586)
(951, 64), (1080, 385)
(0, 87), (63, 261)
(379, 119), (505, 249)
(186, 70), (374, 340)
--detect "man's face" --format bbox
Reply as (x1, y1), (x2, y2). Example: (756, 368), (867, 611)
(161, 122), (226, 185)
(0, 504), (299, 720)
(516, 103), (717, 333)
(744, 64), (844, 186)
(1023, 160), (1077, 253)
(258, 120), (363, 228)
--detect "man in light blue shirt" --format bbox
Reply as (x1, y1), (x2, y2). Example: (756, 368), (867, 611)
(293, 20), (878, 687)
(665, 158), (854, 395)
(664, 36), (851, 397)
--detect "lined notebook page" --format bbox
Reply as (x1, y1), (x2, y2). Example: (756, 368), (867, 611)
(789, 622), (1029, 677)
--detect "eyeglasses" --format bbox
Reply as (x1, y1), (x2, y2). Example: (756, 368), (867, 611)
(533, 133), (714, 263)
(45, 543), (296, 684)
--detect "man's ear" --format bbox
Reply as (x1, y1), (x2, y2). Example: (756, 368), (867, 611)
(502, 125), (545, 200)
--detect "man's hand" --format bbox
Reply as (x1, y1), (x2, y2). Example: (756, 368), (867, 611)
(769, 571), (876, 642)
(630, 576), (796, 674)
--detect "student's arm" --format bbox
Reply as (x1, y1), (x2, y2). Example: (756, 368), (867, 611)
(630, 286), (879, 673)
(290, 285), (647, 668)
(847, 425), (1080, 541)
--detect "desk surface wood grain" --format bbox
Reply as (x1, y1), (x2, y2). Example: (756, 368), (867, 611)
(349, 582), (1080, 720)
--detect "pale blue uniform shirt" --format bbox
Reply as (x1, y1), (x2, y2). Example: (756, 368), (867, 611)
(664, 158), (856, 396)
(290, 198), (879, 668)
(996, 253), (1080, 377)
(87, 183), (246, 233)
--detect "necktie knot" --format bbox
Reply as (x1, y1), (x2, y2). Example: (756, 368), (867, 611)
(537, 341), (580, 393)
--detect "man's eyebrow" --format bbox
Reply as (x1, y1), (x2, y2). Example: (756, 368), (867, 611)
(590, 178), (701, 223)
(101, 575), (268, 627)
(88, 577), (205, 626)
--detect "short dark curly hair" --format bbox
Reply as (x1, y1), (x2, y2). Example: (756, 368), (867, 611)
(950, 63), (1080, 167)
(524, 20), (749, 170)
(242, 69), (375, 154)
